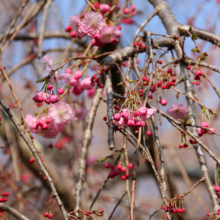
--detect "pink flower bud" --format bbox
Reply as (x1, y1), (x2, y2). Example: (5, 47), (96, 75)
(139, 106), (148, 116)
(113, 113), (121, 121)
(123, 8), (130, 14)
(94, 33), (101, 39)
(57, 87), (64, 95)
(45, 98), (51, 104)
(71, 85), (82, 96)
(127, 119), (135, 126)
(200, 121), (209, 128)
(120, 113), (128, 121)
(50, 94), (59, 103)
(133, 110), (140, 117)
(197, 128), (203, 136)
(195, 70), (202, 76)
(80, 78), (93, 90)
(65, 68), (71, 74)
(208, 127), (216, 135)
(70, 31), (77, 37)
(74, 71), (82, 80)
(47, 84), (53, 91)
(167, 68), (173, 73)
(160, 99), (167, 106)
(148, 91), (153, 99)
(130, 4), (136, 11)
(100, 4), (111, 14)
(128, 163), (133, 170)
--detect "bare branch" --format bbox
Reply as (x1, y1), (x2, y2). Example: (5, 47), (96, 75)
(74, 88), (103, 211)
(0, 203), (30, 220)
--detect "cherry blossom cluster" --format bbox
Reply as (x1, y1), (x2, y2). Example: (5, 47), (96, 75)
(121, 4), (137, 24)
(26, 101), (87, 138)
(193, 69), (203, 86)
(0, 192), (9, 203)
(32, 55), (94, 105)
(110, 107), (157, 130)
(197, 121), (215, 137)
(92, 3), (111, 15)
(66, 11), (121, 47)
(140, 68), (177, 107)
(105, 162), (133, 180)
(206, 207), (220, 217)
(161, 199), (186, 214)
(133, 40), (146, 50)
(90, 74), (104, 88)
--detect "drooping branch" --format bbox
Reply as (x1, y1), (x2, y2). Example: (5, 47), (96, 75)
(0, 98), (69, 220)
(182, 63), (220, 214)
(0, 203), (30, 220)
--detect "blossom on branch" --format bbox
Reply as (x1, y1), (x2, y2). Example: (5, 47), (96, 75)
(166, 103), (188, 120)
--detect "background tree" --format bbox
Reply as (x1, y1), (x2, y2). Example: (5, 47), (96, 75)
(0, 0), (220, 220)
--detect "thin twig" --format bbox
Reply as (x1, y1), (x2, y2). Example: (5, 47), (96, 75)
(2, 1), (37, 52)
(38, 0), (53, 57)
(168, 146), (210, 213)
(0, 203), (30, 220)
(108, 191), (127, 220)
(0, 0), (29, 56)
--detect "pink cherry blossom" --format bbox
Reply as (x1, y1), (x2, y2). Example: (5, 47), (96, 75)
(69, 76), (79, 86)
(82, 12), (106, 37)
(26, 115), (37, 132)
(80, 77), (93, 90)
(58, 72), (72, 84)
(113, 113), (121, 121)
(25, 115), (64, 138)
(69, 14), (81, 27)
(166, 103), (188, 120)
(69, 14), (86, 38)
(127, 119), (135, 126)
(146, 108), (157, 119)
(48, 101), (75, 124)
(100, 26), (121, 44)
(118, 117), (128, 126)
(42, 54), (54, 72)
(121, 111), (129, 120)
